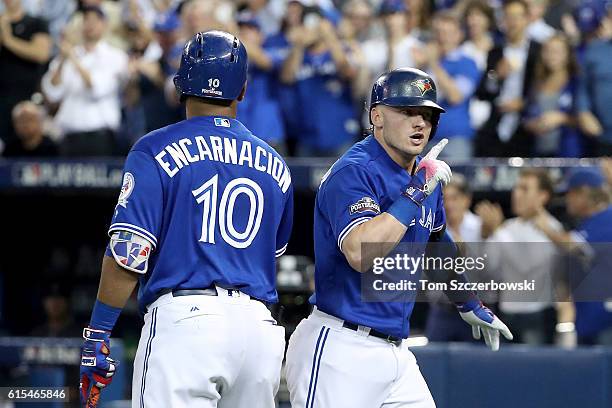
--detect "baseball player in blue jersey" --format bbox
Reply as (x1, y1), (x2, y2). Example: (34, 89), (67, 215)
(534, 167), (612, 344)
(285, 68), (512, 408)
(79, 31), (293, 408)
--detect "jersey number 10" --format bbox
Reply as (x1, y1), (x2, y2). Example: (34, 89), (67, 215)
(192, 174), (264, 249)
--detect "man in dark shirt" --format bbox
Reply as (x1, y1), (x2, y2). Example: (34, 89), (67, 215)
(474, 0), (541, 157)
(0, 0), (51, 142)
(2, 101), (58, 157)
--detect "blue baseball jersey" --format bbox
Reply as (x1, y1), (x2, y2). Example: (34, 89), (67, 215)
(434, 49), (480, 139)
(294, 50), (359, 151)
(311, 136), (446, 338)
(572, 205), (612, 339)
(236, 41), (286, 145)
(107, 116), (293, 311)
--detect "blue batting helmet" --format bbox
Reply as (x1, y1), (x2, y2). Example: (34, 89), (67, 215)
(174, 31), (248, 103)
(369, 68), (445, 136)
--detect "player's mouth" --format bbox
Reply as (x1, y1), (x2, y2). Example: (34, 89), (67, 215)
(408, 133), (425, 146)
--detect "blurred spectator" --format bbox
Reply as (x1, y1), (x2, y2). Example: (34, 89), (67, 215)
(406, 0), (433, 41)
(534, 167), (612, 345)
(444, 174), (482, 241)
(42, 6), (128, 156)
(460, 0), (495, 71)
(342, 0), (374, 44)
(460, 0), (495, 130)
(524, 34), (583, 157)
(525, 0), (555, 43)
(16, 0), (76, 51)
(119, 9), (182, 146)
(123, 8), (155, 58)
(2, 101), (58, 157)
(0, 0), (51, 143)
(425, 174), (484, 342)
(474, 0), (541, 157)
(30, 282), (80, 337)
(236, 16), (286, 151)
(122, 0), (170, 29)
(422, 10), (480, 159)
(265, 0), (305, 150)
(237, 0), (285, 37)
(281, 11), (359, 156)
(601, 157), (612, 187)
(576, 3), (612, 155)
(340, 0), (375, 103)
(180, 0), (234, 38)
(567, 0), (607, 51)
(376, 0), (424, 74)
(476, 169), (561, 345)
(64, 0), (126, 50)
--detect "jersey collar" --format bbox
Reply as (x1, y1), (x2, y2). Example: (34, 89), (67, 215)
(366, 135), (422, 176)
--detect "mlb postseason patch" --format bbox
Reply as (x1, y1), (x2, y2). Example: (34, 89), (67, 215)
(117, 172), (135, 208)
(214, 117), (231, 127)
(349, 197), (381, 215)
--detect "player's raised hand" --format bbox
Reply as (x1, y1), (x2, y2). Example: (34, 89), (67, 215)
(415, 138), (452, 195)
(398, 138), (452, 207)
(457, 299), (513, 351)
(80, 328), (119, 407)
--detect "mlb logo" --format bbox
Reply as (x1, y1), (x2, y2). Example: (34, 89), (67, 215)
(214, 118), (231, 127)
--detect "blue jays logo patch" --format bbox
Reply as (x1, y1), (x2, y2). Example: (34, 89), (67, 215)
(411, 79), (433, 96)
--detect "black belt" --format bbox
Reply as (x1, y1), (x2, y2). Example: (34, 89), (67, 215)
(172, 287), (221, 297)
(169, 287), (266, 304)
(342, 321), (403, 346)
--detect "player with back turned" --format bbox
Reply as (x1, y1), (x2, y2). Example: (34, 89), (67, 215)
(285, 68), (512, 407)
(78, 31), (293, 407)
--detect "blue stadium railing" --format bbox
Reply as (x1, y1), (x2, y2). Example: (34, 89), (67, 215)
(0, 338), (610, 407)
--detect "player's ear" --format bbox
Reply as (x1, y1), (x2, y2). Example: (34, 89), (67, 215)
(371, 106), (383, 129)
(237, 83), (247, 102)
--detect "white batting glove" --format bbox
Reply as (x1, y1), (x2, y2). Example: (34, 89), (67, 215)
(416, 138), (452, 195)
(402, 139), (452, 206)
(457, 299), (514, 351)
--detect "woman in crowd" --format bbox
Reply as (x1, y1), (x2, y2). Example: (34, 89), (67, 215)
(524, 34), (583, 157)
(460, 0), (495, 71)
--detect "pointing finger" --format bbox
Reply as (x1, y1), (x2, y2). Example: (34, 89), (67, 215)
(496, 320), (514, 340)
(472, 325), (481, 340)
(424, 138), (448, 160)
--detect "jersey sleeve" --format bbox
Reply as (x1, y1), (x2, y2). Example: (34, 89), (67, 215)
(276, 185), (294, 257)
(108, 150), (164, 248)
(432, 189), (446, 233)
(320, 165), (381, 250)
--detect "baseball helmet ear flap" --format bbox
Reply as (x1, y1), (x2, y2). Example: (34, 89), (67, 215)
(368, 68), (445, 137)
(174, 30), (248, 103)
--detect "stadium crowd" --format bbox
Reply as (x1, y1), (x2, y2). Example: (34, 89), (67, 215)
(0, 0), (611, 158)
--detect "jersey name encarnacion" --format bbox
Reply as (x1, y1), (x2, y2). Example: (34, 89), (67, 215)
(154, 135), (291, 193)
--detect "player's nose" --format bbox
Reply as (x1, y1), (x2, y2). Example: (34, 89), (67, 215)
(411, 115), (426, 130)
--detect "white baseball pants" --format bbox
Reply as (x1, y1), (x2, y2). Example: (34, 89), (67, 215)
(285, 308), (435, 408)
(132, 287), (285, 408)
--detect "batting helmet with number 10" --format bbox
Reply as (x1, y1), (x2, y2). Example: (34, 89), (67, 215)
(174, 31), (248, 103)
